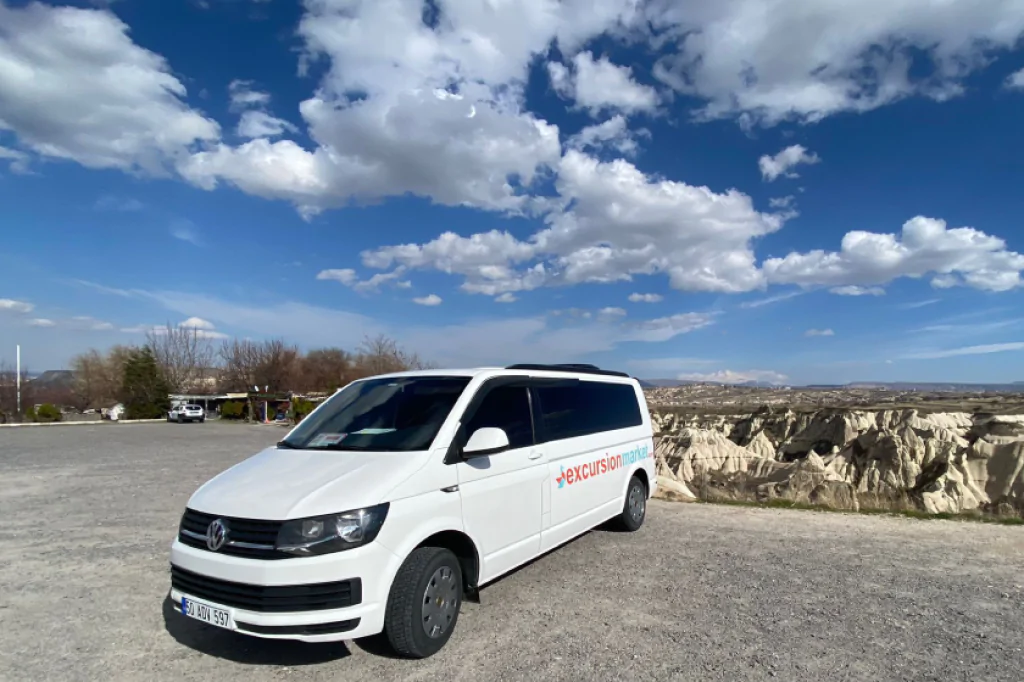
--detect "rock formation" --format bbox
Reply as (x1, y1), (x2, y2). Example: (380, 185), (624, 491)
(652, 407), (1024, 516)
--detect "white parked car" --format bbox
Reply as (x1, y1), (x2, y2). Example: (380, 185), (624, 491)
(169, 404), (205, 423)
(168, 364), (656, 658)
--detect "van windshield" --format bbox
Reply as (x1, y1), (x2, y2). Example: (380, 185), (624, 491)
(279, 376), (471, 452)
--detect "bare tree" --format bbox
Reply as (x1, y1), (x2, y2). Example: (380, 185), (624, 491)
(218, 339), (261, 392)
(70, 350), (107, 409)
(255, 339), (300, 391)
(218, 338), (299, 392)
(353, 334), (430, 376)
(70, 345), (136, 409)
(299, 348), (353, 392)
(146, 323), (217, 393)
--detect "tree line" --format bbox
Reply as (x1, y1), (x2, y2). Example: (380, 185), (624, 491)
(1, 325), (430, 419)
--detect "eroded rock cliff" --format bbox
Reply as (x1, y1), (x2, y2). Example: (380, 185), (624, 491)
(653, 407), (1024, 516)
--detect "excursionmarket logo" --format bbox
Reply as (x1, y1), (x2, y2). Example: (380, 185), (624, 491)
(555, 444), (649, 489)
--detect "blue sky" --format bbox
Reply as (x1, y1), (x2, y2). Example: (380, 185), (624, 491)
(1, 0), (1024, 385)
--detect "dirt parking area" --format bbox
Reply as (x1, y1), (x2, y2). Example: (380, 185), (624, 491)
(1, 423), (1022, 681)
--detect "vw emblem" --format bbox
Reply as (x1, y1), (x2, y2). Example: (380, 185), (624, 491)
(206, 519), (228, 551)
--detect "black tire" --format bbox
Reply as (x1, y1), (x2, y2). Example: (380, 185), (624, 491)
(177, 415), (183, 424)
(383, 547), (463, 659)
(613, 475), (647, 532)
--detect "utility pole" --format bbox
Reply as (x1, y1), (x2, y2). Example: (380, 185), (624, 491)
(16, 344), (21, 416)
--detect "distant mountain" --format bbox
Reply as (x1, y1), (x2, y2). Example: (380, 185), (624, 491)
(27, 370), (75, 390)
(845, 381), (1024, 392)
(641, 379), (1024, 392)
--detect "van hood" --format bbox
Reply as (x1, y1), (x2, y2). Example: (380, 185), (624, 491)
(188, 446), (429, 520)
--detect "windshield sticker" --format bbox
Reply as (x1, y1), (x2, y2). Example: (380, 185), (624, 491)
(350, 428), (396, 435)
(308, 433), (347, 447)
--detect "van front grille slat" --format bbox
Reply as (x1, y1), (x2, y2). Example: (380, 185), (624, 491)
(171, 565), (362, 612)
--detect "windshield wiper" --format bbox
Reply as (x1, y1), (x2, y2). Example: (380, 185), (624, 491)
(276, 440), (301, 449)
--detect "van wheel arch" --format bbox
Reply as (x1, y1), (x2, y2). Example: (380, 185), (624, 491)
(631, 467), (650, 497)
(415, 530), (481, 601)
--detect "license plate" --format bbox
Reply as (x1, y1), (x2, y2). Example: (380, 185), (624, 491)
(181, 596), (234, 630)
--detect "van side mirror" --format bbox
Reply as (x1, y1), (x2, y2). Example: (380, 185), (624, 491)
(463, 427), (510, 457)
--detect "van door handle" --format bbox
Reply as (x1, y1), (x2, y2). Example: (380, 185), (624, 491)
(527, 450), (543, 460)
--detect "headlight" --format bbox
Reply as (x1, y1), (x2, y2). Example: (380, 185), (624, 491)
(276, 503), (390, 556)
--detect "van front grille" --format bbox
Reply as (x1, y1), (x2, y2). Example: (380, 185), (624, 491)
(178, 508), (290, 559)
(171, 565), (362, 612)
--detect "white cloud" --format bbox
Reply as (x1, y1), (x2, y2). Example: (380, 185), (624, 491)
(1006, 68), (1024, 90)
(548, 51), (659, 117)
(0, 144), (29, 172)
(179, 317), (215, 330)
(759, 145), (820, 181)
(228, 80), (271, 110)
(765, 217), (1024, 293)
(28, 318), (54, 327)
(354, 271), (412, 293)
(237, 111), (298, 139)
(317, 267), (411, 293)
(769, 196), (796, 209)
(598, 306), (627, 317)
(913, 317), (1023, 335)
(738, 290), (803, 308)
(70, 316), (114, 331)
(930, 273), (960, 289)
(647, 0), (1024, 126)
(94, 195), (144, 212)
(170, 220), (201, 246)
(898, 298), (941, 309)
(227, 80), (297, 138)
(567, 115), (648, 156)
(179, 0), (651, 216)
(805, 328), (835, 337)
(903, 342), (1024, 360)
(413, 294), (443, 306)
(87, 285), (716, 368)
(71, 279), (137, 298)
(124, 321), (229, 339)
(316, 268), (358, 285)
(0, 298), (33, 313)
(0, 2), (218, 173)
(676, 369), (789, 385)
(550, 308), (593, 319)
(317, 267), (412, 293)
(618, 312), (717, 342)
(364, 150), (785, 295)
(495, 292), (517, 303)
(830, 285), (886, 296)
(629, 293), (663, 303)
(626, 357), (717, 374)
(402, 311), (715, 367)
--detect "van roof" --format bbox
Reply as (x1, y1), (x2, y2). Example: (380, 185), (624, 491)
(368, 365), (635, 381)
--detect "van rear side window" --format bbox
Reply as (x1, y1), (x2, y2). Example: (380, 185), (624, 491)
(533, 381), (642, 442)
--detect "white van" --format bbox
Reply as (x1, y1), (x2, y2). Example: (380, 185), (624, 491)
(168, 364), (656, 658)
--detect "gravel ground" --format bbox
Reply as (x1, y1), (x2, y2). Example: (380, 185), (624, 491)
(1, 423), (1022, 682)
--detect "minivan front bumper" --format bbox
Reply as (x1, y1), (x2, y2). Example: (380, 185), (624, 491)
(168, 537), (402, 642)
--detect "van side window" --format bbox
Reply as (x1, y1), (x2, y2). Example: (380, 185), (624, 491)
(464, 386), (534, 449)
(533, 381), (642, 442)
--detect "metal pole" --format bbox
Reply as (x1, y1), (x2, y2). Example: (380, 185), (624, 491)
(16, 344), (21, 416)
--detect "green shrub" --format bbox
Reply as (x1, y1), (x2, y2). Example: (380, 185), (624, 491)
(220, 401), (245, 419)
(290, 398), (317, 422)
(35, 403), (62, 423)
(120, 346), (171, 420)
(24, 407), (37, 422)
